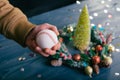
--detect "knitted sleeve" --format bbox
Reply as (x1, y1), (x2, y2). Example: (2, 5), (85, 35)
(0, 0), (36, 46)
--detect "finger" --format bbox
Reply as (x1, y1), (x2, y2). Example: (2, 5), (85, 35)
(44, 48), (56, 55)
(27, 40), (38, 53)
(49, 50), (56, 55)
(42, 23), (59, 35)
(30, 40), (39, 51)
(52, 42), (61, 50)
(35, 47), (49, 57)
(48, 26), (59, 35)
(44, 48), (50, 54)
(57, 42), (61, 50)
(29, 40), (49, 57)
(52, 44), (58, 50)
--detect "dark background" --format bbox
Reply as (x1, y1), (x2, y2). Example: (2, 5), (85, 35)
(9, 0), (78, 17)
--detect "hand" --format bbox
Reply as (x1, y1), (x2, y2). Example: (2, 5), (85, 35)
(25, 23), (61, 57)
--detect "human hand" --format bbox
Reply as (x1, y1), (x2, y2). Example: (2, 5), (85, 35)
(25, 23), (61, 57)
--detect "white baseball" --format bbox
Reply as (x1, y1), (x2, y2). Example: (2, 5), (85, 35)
(36, 29), (58, 49)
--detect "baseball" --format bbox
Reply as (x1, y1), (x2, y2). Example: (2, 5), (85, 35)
(36, 29), (58, 49)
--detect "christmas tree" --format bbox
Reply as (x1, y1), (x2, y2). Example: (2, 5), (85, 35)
(73, 5), (90, 51)
(50, 5), (114, 77)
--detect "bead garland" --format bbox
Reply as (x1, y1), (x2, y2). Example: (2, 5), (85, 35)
(50, 24), (114, 78)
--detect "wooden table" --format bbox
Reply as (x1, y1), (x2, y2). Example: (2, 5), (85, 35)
(0, 0), (120, 80)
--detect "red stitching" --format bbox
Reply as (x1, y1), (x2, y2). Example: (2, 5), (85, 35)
(38, 32), (57, 44)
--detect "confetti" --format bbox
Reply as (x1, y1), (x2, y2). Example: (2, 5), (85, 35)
(76, 0), (81, 4)
(98, 24), (102, 28)
(105, 22), (110, 26)
(115, 49), (120, 52)
(93, 13), (98, 17)
(18, 57), (26, 61)
(104, 9), (108, 13)
(116, 7), (120, 12)
(106, 4), (110, 8)
(101, 0), (105, 4)
(115, 73), (120, 76)
(37, 74), (42, 78)
(22, 57), (26, 60)
(91, 23), (95, 26)
(108, 14), (112, 18)
(108, 0), (112, 1)
(29, 53), (36, 57)
(79, 9), (82, 12)
(20, 67), (24, 72)
(18, 57), (22, 61)
(89, 16), (94, 20)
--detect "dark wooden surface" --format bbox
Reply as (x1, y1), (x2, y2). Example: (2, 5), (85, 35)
(1, 0), (120, 80)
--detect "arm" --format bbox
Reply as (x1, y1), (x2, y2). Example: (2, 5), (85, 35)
(0, 0), (61, 57)
(0, 0), (35, 46)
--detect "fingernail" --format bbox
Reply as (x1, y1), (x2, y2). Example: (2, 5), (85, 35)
(50, 51), (56, 55)
(44, 48), (50, 53)
(57, 32), (60, 36)
(36, 47), (41, 51)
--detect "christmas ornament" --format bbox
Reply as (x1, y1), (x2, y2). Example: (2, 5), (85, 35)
(85, 66), (93, 78)
(92, 56), (100, 64)
(73, 5), (90, 51)
(93, 64), (100, 74)
(103, 56), (112, 67)
(18, 57), (26, 61)
(108, 44), (115, 52)
(49, 23), (115, 77)
(20, 67), (24, 72)
(37, 74), (42, 78)
(96, 45), (103, 51)
(51, 59), (62, 67)
(72, 54), (81, 61)
(48, 4), (115, 78)
(36, 29), (58, 49)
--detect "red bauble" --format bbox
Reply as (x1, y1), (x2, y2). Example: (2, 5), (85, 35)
(92, 56), (101, 64)
(96, 45), (103, 51)
(60, 52), (65, 57)
(72, 54), (81, 61)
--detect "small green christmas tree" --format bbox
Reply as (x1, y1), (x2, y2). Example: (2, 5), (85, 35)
(73, 5), (90, 51)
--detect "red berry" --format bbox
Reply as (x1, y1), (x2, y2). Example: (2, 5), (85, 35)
(92, 56), (101, 64)
(96, 45), (103, 51)
(72, 54), (81, 61)
(60, 52), (65, 57)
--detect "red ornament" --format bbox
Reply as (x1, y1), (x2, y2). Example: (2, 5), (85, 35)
(102, 41), (106, 45)
(92, 56), (100, 64)
(72, 54), (81, 61)
(96, 45), (103, 51)
(67, 54), (72, 59)
(60, 52), (65, 57)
